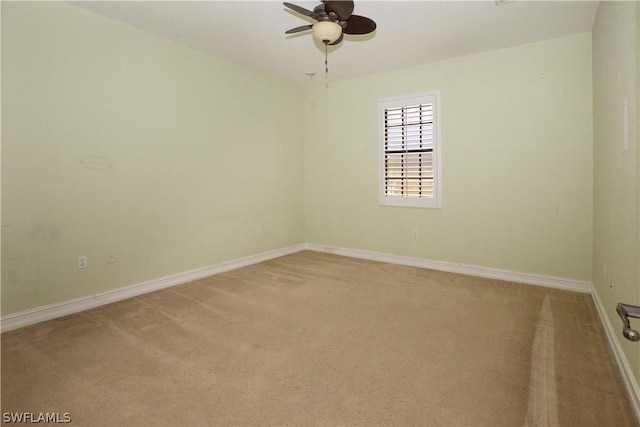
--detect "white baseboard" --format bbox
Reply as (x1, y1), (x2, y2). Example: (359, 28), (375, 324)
(306, 243), (638, 420)
(0, 244), (305, 333)
(591, 287), (640, 421)
(2, 241), (637, 420)
(304, 243), (592, 293)
(0, 243), (591, 334)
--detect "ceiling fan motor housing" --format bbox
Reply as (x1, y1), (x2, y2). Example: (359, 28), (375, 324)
(284, 1), (376, 44)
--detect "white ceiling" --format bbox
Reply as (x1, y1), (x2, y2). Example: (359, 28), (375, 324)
(71, 0), (599, 86)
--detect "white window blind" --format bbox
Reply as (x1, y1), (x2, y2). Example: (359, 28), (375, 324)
(379, 92), (441, 208)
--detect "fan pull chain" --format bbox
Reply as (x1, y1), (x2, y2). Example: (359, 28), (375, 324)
(325, 42), (329, 88)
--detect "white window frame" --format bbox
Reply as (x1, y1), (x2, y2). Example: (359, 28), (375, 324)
(379, 91), (442, 209)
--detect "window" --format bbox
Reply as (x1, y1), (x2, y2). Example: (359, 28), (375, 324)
(379, 91), (441, 209)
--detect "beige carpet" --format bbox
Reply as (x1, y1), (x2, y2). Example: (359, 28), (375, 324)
(1, 251), (637, 426)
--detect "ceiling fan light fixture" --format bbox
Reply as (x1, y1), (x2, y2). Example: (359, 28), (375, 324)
(312, 21), (342, 44)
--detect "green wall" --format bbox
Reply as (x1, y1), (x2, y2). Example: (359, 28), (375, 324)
(592, 0), (640, 385)
(0, 3), (609, 325)
(304, 33), (593, 281)
(1, 2), (305, 314)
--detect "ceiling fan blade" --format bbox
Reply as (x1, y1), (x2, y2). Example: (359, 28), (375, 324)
(324, 1), (354, 21)
(285, 24), (313, 34)
(283, 2), (314, 17)
(329, 32), (344, 45)
(342, 15), (377, 35)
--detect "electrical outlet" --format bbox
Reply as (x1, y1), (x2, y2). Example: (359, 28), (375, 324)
(78, 255), (88, 269)
(107, 251), (117, 264)
(411, 230), (419, 239)
(257, 227), (263, 237)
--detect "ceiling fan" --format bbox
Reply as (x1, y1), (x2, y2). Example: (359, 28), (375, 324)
(284, 1), (376, 85)
(283, 1), (377, 46)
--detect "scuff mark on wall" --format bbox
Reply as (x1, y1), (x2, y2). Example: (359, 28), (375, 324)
(80, 156), (112, 170)
(30, 225), (62, 241)
(1, 223), (29, 292)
